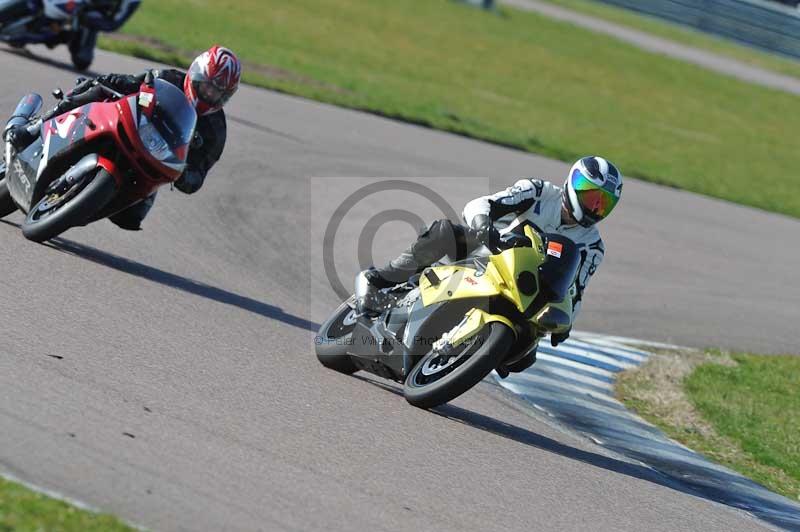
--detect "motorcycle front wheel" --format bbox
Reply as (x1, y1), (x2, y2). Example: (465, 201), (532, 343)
(404, 322), (514, 409)
(22, 168), (117, 242)
(315, 300), (359, 375)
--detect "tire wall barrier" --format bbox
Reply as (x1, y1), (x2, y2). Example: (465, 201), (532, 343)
(595, 0), (800, 59)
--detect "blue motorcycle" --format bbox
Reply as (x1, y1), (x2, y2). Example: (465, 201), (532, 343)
(0, 0), (140, 71)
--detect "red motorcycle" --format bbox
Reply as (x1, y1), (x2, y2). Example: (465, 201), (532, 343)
(0, 73), (196, 242)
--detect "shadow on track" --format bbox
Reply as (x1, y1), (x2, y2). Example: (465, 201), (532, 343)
(354, 375), (662, 484)
(38, 234), (320, 333)
(352, 374), (786, 524)
(1, 45), (102, 78)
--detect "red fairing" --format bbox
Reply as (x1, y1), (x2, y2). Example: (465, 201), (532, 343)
(96, 156), (121, 184)
(116, 92), (185, 186)
(40, 85), (189, 203)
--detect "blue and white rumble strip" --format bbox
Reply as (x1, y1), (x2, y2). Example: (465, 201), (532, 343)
(496, 332), (652, 404)
(493, 332), (800, 531)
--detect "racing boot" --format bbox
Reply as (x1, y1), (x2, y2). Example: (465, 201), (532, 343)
(5, 97), (80, 152)
(355, 219), (479, 313)
(496, 345), (538, 379)
(4, 93), (44, 152)
(3, 123), (38, 152)
(108, 193), (157, 231)
(355, 267), (409, 314)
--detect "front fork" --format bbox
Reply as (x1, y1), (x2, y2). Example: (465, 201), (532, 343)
(44, 153), (120, 197)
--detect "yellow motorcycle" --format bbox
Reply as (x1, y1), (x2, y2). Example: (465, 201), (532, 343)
(315, 223), (580, 409)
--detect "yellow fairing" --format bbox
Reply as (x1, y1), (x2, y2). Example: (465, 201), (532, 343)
(419, 265), (498, 305)
(420, 225), (545, 315)
(448, 308), (515, 346)
(418, 225), (573, 340)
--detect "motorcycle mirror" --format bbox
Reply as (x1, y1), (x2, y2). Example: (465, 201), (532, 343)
(52, 88), (64, 101)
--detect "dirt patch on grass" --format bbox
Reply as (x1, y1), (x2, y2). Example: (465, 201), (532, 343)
(617, 348), (800, 496)
(618, 348), (733, 438)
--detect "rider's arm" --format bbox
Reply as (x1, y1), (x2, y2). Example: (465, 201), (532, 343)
(94, 72), (146, 94)
(462, 178), (545, 230)
(175, 111), (227, 194)
(572, 239), (604, 318)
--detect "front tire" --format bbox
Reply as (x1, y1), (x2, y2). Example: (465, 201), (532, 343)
(315, 300), (358, 375)
(22, 168), (117, 242)
(404, 322), (514, 409)
(70, 53), (92, 72)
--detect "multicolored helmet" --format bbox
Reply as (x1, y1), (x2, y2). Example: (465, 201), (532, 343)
(184, 45), (242, 116)
(563, 156), (623, 227)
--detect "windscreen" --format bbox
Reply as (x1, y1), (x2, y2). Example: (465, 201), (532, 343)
(151, 78), (197, 155)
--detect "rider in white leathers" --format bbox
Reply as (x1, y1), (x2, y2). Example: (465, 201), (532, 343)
(361, 156), (623, 371)
(462, 176), (606, 319)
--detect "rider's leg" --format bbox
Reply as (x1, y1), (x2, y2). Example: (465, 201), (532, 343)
(368, 219), (480, 287)
(0, 0), (32, 25)
(5, 84), (104, 151)
(108, 192), (157, 231)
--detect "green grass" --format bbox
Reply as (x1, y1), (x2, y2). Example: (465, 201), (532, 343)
(616, 349), (800, 501)
(540, 0), (800, 80)
(0, 476), (133, 531)
(685, 353), (800, 499)
(99, 0), (800, 218)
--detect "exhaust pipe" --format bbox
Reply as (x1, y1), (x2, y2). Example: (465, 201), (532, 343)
(4, 93), (43, 135)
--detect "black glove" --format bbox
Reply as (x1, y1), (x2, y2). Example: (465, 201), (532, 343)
(174, 168), (205, 194)
(471, 214), (500, 251)
(68, 77), (96, 98)
(551, 328), (571, 347)
(95, 74), (125, 88)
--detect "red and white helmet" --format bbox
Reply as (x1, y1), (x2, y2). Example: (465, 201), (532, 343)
(184, 45), (242, 116)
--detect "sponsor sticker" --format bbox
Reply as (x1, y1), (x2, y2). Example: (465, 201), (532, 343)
(138, 92), (154, 108)
(547, 241), (563, 258)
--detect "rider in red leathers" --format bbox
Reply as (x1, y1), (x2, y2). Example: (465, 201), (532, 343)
(5, 45), (242, 230)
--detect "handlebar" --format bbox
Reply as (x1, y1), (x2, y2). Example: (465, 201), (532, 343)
(495, 233), (532, 252)
(60, 79), (124, 105)
(480, 230), (532, 254)
(93, 81), (124, 100)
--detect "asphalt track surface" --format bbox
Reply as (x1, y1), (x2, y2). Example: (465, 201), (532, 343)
(1, 46), (796, 531)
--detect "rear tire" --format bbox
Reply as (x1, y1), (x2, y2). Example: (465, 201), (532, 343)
(0, 178), (17, 218)
(404, 322), (514, 409)
(22, 168), (117, 242)
(315, 300), (358, 375)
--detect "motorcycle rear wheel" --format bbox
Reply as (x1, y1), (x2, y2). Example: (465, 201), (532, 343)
(404, 322), (514, 409)
(0, 160), (17, 217)
(22, 168), (117, 242)
(315, 300), (358, 375)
